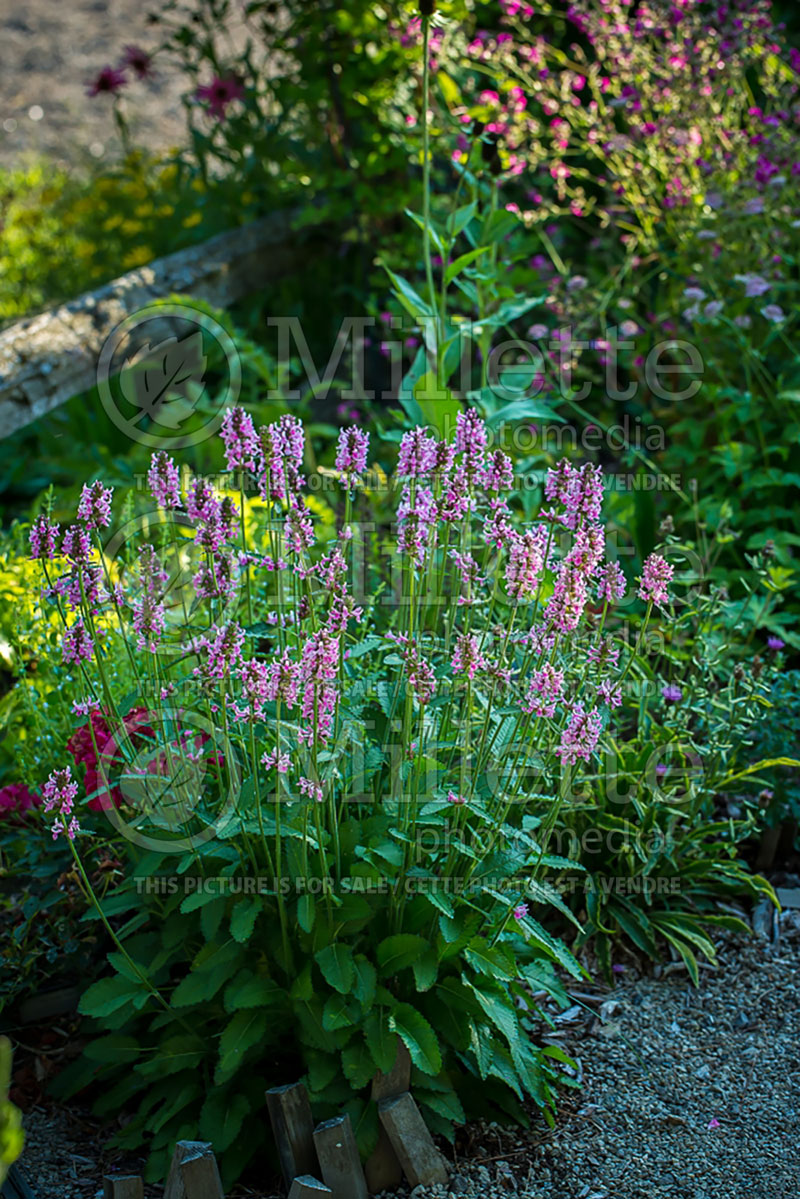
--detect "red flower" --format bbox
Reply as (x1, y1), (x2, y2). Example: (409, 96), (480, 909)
(66, 707), (156, 811)
(195, 75), (245, 120)
(87, 66), (127, 97)
(0, 783), (41, 816)
(121, 45), (153, 80)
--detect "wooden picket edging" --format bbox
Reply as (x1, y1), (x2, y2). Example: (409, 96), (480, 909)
(266, 1041), (449, 1198)
(0, 212), (303, 440)
(100, 1039), (449, 1199)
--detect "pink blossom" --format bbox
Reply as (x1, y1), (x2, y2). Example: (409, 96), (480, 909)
(505, 526), (548, 600)
(556, 704), (603, 764)
(299, 777), (324, 802)
(598, 679), (622, 708)
(186, 477), (219, 523)
(284, 503), (314, 556)
(148, 452), (181, 509)
(523, 663), (564, 718)
(638, 553), (674, 606)
(132, 545), (167, 652)
(398, 485), (437, 565)
(197, 623), (245, 681)
(451, 633), (487, 680)
(120, 45), (153, 80)
(261, 748), (291, 774)
(482, 450), (514, 492)
(545, 563), (589, 632)
(265, 650), (301, 708)
(87, 66), (126, 97)
(398, 428), (437, 478)
(220, 406), (260, 472)
(299, 630), (339, 744)
(597, 561), (626, 603)
(77, 481), (113, 529)
(0, 784), (41, 816)
(456, 408), (488, 479)
(196, 75), (245, 120)
(62, 618), (94, 665)
(30, 515), (60, 560)
(261, 415), (306, 499)
(335, 426), (369, 490)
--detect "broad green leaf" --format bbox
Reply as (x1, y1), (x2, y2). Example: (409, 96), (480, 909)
(322, 993), (359, 1031)
(230, 895), (261, 943)
(385, 267), (433, 319)
(83, 1035), (141, 1064)
(78, 975), (143, 1018)
(466, 981), (520, 1053)
(224, 970), (283, 1012)
(215, 1010), (269, 1083)
(342, 1041), (377, 1090)
(464, 938), (516, 982)
(134, 1035), (206, 1078)
(353, 956), (377, 1010)
(412, 947), (439, 992)
(377, 934), (430, 977)
(445, 247), (490, 285)
(390, 1004), (442, 1076)
(364, 1009), (398, 1073)
(316, 944), (356, 995)
(199, 1091), (251, 1153)
(298, 893), (316, 934)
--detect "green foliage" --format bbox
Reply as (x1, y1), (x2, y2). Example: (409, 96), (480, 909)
(0, 1038), (23, 1185)
(558, 576), (787, 981)
(64, 830), (574, 1184)
(0, 156), (206, 322)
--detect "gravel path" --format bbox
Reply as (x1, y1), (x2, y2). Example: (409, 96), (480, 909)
(16, 911), (800, 1199)
(1, 1), (188, 169)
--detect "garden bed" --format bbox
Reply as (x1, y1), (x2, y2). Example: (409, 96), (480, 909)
(2, 1), (800, 1196)
(12, 905), (800, 1199)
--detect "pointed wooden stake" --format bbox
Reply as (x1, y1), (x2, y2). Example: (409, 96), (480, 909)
(378, 1093), (448, 1187)
(364, 1124), (404, 1195)
(163, 1141), (224, 1199)
(370, 1038), (411, 1103)
(288, 1178), (333, 1199)
(366, 1038), (410, 1192)
(103, 1178), (144, 1199)
(179, 1151), (225, 1199)
(266, 1081), (320, 1185)
(312, 1114), (368, 1199)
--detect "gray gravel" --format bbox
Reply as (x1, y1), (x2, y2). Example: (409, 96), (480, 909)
(17, 911), (800, 1199)
(390, 911), (800, 1199)
(0, 1), (188, 170)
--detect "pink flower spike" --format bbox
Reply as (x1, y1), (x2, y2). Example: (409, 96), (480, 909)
(30, 515), (60, 560)
(335, 426), (370, 489)
(77, 481), (113, 529)
(638, 553), (674, 607)
(513, 903), (529, 921)
(708, 1117), (721, 1130)
(148, 451), (181, 509)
